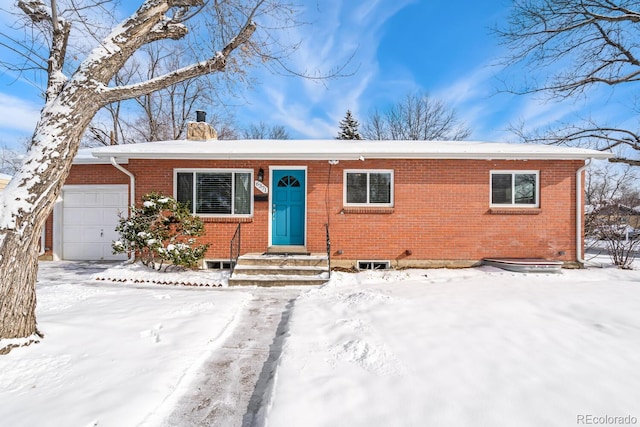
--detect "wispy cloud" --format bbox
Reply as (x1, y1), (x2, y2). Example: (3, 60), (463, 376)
(0, 93), (39, 133)
(238, 0), (416, 138)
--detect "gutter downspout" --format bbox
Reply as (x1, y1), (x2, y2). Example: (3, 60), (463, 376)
(576, 159), (592, 265)
(110, 157), (136, 263)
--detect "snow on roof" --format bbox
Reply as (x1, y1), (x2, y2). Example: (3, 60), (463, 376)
(0, 173), (12, 181)
(88, 139), (613, 161)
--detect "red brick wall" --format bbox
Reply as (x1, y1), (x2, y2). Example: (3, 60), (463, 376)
(64, 164), (130, 186)
(58, 158), (584, 264)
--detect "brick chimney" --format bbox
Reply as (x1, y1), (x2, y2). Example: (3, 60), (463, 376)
(187, 110), (217, 140)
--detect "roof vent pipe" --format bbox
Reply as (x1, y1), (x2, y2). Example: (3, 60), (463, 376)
(196, 110), (206, 123)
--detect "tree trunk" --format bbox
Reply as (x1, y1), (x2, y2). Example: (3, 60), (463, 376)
(0, 85), (99, 352)
(0, 0), (259, 354)
(0, 227), (42, 354)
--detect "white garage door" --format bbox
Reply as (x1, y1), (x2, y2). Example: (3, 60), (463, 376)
(62, 185), (129, 261)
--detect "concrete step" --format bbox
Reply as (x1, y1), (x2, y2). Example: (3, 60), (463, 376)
(228, 273), (329, 287)
(232, 264), (328, 276)
(229, 253), (330, 287)
(236, 253), (328, 268)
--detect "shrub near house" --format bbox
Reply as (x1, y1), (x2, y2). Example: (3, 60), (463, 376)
(113, 193), (209, 271)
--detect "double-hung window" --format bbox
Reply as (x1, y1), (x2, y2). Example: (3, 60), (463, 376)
(175, 169), (253, 216)
(490, 171), (539, 207)
(344, 170), (394, 207)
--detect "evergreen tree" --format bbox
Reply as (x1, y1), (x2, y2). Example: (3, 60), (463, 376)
(337, 110), (362, 140)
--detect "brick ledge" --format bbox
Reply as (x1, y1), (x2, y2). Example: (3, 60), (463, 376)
(201, 217), (253, 223)
(341, 207), (394, 214)
(489, 208), (541, 215)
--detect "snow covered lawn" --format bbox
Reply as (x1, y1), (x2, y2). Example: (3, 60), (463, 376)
(265, 267), (640, 427)
(2, 262), (640, 427)
(0, 262), (251, 427)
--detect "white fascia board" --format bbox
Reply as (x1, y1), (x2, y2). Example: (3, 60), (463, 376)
(89, 140), (614, 161)
(90, 150), (614, 161)
(73, 156), (129, 165)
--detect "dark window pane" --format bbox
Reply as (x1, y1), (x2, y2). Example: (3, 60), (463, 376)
(347, 173), (367, 203)
(492, 174), (512, 204)
(514, 174), (536, 204)
(196, 173), (232, 214)
(234, 172), (251, 215)
(369, 173), (391, 204)
(176, 173), (194, 211)
(278, 175), (300, 188)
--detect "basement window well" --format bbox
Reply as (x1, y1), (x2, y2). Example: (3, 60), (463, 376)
(357, 260), (391, 270)
(205, 260), (232, 270)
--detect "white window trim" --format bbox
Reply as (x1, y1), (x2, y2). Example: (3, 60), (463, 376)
(490, 170), (540, 208)
(173, 168), (254, 217)
(343, 169), (394, 207)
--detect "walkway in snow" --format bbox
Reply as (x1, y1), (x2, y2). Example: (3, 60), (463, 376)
(158, 287), (301, 427)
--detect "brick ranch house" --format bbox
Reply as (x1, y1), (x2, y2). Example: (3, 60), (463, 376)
(42, 124), (611, 270)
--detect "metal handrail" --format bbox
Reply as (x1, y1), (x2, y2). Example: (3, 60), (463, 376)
(325, 223), (331, 279)
(230, 223), (241, 274)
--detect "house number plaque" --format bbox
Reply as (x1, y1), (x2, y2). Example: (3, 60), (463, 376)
(254, 180), (268, 194)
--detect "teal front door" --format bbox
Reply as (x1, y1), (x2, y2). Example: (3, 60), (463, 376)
(272, 169), (305, 246)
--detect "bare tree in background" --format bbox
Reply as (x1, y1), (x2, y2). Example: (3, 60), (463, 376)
(585, 163), (640, 268)
(84, 44), (233, 145)
(242, 121), (289, 139)
(0, 143), (27, 175)
(85, 66), (139, 146)
(208, 112), (240, 140)
(0, 0), (323, 352)
(496, 0), (640, 165)
(129, 44), (217, 142)
(361, 91), (471, 141)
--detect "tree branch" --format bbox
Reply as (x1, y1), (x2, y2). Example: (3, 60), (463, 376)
(18, 0), (72, 102)
(496, 0), (640, 98)
(609, 157), (640, 166)
(100, 20), (257, 104)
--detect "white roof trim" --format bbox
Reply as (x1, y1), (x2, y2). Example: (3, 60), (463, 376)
(73, 148), (128, 165)
(89, 139), (614, 161)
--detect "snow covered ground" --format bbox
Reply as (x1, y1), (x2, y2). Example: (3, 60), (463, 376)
(265, 266), (640, 427)
(1, 260), (640, 427)
(0, 262), (251, 427)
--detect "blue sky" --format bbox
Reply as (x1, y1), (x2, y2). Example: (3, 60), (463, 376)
(0, 0), (633, 150)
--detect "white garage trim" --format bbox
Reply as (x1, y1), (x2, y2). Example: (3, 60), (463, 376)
(53, 184), (129, 261)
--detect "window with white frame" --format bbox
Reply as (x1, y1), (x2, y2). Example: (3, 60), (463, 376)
(344, 170), (394, 207)
(490, 171), (539, 207)
(175, 169), (253, 216)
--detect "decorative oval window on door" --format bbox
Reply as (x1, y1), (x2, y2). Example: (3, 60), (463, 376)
(277, 175), (301, 187)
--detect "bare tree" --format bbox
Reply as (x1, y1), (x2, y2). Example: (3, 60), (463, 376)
(242, 121), (289, 139)
(127, 44), (218, 142)
(496, 0), (640, 165)
(585, 163), (640, 268)
(0, 144), (25, 175)
(361, 91), (471, 141)
(209, 112), (240, 140)
(0, 0), (310, 353)
(85, 65), (140, 146)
